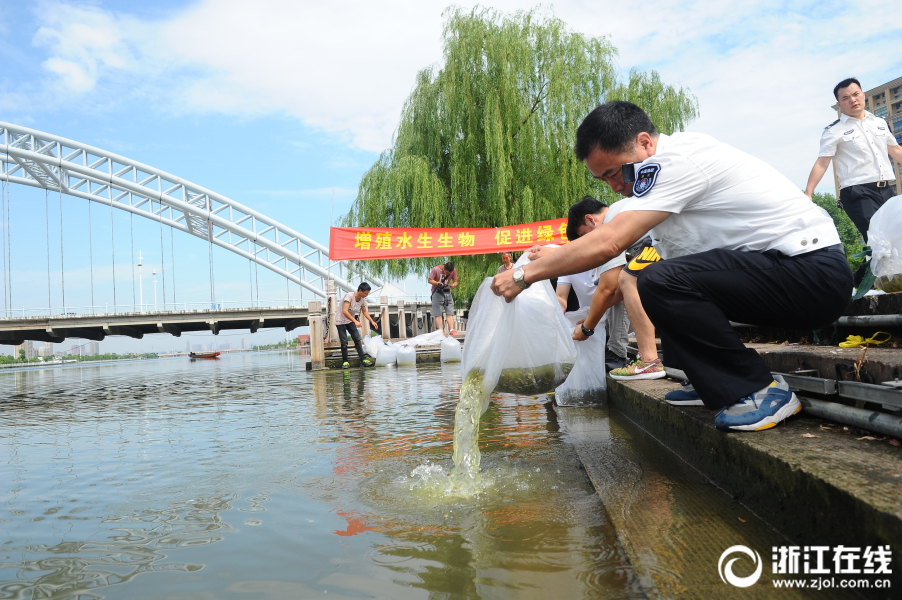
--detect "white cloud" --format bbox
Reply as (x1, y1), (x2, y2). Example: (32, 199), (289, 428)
(27, 0), (902, 190)
(32, 2), (141, 94)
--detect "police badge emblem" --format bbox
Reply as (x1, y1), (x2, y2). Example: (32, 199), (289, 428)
(632, 163), (661, 197)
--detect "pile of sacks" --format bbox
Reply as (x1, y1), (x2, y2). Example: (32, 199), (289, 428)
(364, 330), (463, 367)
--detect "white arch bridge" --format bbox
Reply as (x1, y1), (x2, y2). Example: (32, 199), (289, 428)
(0, 121), (381, 301)
(0, 122), (399, 345)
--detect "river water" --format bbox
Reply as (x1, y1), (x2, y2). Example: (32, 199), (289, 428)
(0, 352), (642, 599)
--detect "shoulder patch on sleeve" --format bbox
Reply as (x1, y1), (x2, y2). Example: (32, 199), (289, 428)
(632, 163), (661, 197)
(824, 119), (840, 130)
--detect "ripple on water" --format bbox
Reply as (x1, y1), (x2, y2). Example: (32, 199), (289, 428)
(0, 354), (641, 599)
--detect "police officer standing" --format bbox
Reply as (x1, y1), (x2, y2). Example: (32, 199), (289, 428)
(805, 78), (902, 247)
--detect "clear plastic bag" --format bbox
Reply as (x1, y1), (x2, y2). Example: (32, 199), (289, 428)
(363, 335), (383, 358)
(374, 342), (397, 366)
(554, 308), (607, 406)
(396, 345), (416, 366)
(440, 337), (462, 363)
(868, 195), (902, 292)
(461, 254), (578, 415)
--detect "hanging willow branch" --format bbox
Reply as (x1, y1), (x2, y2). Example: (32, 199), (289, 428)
(342, 6), (699, 302)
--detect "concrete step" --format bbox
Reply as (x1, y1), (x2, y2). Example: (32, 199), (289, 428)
(572, 376), (902, 597)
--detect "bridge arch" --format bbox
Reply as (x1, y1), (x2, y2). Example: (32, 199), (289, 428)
(0, 122), (381, 299)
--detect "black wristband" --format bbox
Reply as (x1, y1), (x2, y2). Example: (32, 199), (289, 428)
(580, 324), (595, 337)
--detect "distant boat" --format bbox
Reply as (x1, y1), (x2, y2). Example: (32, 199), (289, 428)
(189, 352), (221, 359)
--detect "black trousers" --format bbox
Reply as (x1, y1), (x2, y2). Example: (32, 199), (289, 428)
(638, 247), (852, 409)
(336, 323), (365, 363)
(839, 182), (896, 243)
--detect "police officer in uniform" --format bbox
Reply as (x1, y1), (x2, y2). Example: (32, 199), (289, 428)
(805, 78), (902, 245)
(492, 101), (852, 433)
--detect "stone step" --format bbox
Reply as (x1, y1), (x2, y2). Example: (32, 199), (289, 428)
(560, 376), (901, 596)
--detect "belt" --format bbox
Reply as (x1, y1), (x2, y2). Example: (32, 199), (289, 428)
(814, 243), (845, 254)
(868, 180), (894, 188)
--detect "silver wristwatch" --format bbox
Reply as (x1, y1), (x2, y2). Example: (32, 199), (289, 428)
(513, 267), (531, 289)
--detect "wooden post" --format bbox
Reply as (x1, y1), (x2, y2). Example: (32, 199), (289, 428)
(308, 300), (325, 370)
(326, 280), (339, 343)
(414, 308), (422, 336)
(397, 300), (407, 339)
(380, 296), (390, 341)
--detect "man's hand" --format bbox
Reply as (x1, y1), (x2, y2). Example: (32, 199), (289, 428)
(370, 320), (379, 331)
(491, 269), (524, 302)
(528, 245), (556, 261)
(572, 325), (588, 342)
(354, 319), (363, 328)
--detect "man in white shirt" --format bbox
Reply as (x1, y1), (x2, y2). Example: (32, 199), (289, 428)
(553, 197), (640, 371)
(553, 196), (664, 380)
(493, 101), (852, 433)
(805, 78), (901, 246)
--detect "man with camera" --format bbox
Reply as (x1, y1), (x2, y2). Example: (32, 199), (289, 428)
(428, 261), (459, 334)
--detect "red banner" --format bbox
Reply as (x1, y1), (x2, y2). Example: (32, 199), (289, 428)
(329, 218), (569, 261)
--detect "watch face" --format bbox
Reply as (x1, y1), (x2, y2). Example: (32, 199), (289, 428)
(514, 268), (524, 280)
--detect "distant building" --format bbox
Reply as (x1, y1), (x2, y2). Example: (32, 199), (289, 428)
(38, 342), (54, 357)
(14, 340), (35, 359)
(242, 336), (247, 350)
(833, 76), (902, 198)
(89, 341), (100, 356)
(185, 341), (191, 353)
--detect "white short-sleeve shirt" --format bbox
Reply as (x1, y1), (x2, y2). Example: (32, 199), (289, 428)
(559, 206), (628, 308)
(613, 132), (840, 259)
(818, 111), (898, 188)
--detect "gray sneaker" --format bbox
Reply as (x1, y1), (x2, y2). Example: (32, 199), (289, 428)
(714, 380), (801, 432)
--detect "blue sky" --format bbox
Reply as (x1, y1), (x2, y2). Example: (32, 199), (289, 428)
(1, 0), (901, 352)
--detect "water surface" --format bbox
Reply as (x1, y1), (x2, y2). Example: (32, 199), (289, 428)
(0, 352), (641, 599)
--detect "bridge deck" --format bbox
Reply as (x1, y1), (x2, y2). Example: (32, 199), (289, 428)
(0, 307), (312, 345)
(0, 303), (441, 345)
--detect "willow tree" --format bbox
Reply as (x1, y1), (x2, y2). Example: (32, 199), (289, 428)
(343, 7), (699, 301)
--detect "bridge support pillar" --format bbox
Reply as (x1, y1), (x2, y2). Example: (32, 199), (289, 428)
(380, 296), (390, 342)
(326, 280), (339, 343)
(397, 301), (407, 339)
(308, 300), (325, 370)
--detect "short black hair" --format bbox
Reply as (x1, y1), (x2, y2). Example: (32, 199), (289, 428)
(834, 78), (862, 99)
(357, 282), (372, 292)
(567, 196), (607, 241)
(575, 101), (659, 160)
(444, 262), (455, 272)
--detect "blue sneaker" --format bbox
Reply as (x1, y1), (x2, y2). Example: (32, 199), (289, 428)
(714, 380), (801, 432)
(664, 381), (703, 406)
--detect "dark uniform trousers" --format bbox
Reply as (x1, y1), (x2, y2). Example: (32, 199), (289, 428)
(637, 246), (852, 409)
(839, 182), (896, 243)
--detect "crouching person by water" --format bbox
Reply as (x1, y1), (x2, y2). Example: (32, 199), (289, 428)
(335, 282), (380, 369)
(492, 101), (852, 432)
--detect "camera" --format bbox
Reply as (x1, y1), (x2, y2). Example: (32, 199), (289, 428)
(436, 283), (448, 293)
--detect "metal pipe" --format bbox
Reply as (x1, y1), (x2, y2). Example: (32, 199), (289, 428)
(800, 396), (902, 439)
(731, 315), (902, 328)
(836, 314), (902, 327)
